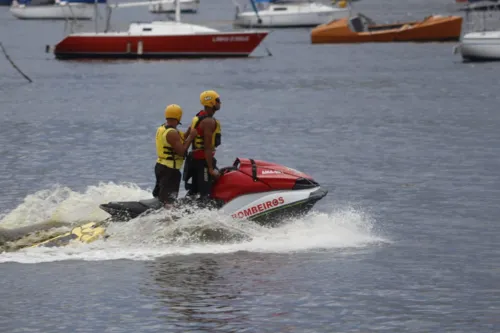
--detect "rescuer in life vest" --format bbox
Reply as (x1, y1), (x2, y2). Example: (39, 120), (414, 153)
(183, 90), (222, 204)
(153, 104), (198, 207)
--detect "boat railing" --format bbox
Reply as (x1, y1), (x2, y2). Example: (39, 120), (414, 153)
(236, 0), (343, 13)
(61, 0), (183, 34)
(461, 0), (500, 34)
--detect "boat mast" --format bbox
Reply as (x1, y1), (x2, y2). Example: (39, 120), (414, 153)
(105, 1), (112, 32)
(175, 0), (180, 22)
(102, 0), (180, 32)
(94, 0), (98, 33)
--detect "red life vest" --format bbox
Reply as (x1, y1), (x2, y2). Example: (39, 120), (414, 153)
(191, 110), (221, 160)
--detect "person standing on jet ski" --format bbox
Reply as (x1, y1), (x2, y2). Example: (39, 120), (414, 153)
(153, 104), (198, 207)
(183, 90), (222, 204)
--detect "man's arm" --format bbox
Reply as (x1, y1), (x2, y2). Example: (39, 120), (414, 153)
(184, 126), (191, 139)
(167, 129), (197, 156)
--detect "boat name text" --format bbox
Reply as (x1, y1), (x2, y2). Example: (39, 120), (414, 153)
(212, 36), (250, 42)
(232, 196), (285, 219)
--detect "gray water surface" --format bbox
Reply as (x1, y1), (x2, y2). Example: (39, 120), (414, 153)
(1, 0), (500, 332)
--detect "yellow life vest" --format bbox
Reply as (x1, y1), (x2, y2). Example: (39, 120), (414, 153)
(155, 125), (185, 169)
(190, 111), (221, 159)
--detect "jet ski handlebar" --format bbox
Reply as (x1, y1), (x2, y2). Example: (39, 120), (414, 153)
(219, 158), (257, 180)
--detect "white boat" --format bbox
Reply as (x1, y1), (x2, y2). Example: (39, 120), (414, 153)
(149, 0), (199, 13)
(233, 0), (350, 28)
(454, 0), (500, 61)
(457, 31), (500, 61)
(10, 0), (95, 20)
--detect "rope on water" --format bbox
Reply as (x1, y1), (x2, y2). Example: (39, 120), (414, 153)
(0, 42), (33, 83)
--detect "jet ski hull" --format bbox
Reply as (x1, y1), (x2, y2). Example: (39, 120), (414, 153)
(25, 157), (329, 249)
(99, 186), (327, 226)
(27, 186), (327, 249)
(222, 186), (328, 226)
(99, 198), (164, 221)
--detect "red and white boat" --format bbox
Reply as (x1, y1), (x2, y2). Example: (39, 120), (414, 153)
(49, 0), (270, 59)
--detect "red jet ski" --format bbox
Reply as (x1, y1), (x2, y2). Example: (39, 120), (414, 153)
(100, 158), (328, 226)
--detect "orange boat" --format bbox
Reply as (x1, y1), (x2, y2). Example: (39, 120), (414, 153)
(311, 14), (463, 44)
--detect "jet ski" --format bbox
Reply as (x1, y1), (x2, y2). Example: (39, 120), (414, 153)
(100, 157), (328, 225)
(20, 158), (327, 250)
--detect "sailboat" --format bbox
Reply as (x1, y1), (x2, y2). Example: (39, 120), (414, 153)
(2, 0), (51, 5)
(454, 0), (500, 61)
(10, 0), (96, 20)
(47, 0), (270, 59)
(232, 0), (350, 28)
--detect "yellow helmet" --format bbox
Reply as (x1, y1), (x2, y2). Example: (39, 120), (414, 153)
(200, 90), (221, 108)
(164, 104), (183, 124)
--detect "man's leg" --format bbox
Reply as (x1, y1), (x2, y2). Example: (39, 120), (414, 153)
(186, 165), (199, 197)
(158, 166), (181, 206)
(152, 163), (162, 198)
(183, 152), (196, 195)
(198, 158), (217, 207)
(199, 162), (211, 198)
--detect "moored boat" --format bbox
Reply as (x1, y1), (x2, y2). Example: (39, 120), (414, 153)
(10, 0), (96, 20)
(311, 13), (463, 43)
(233, 0), (350, 28)
(47, 0), (270, 60)
(454, 0), (500, 61)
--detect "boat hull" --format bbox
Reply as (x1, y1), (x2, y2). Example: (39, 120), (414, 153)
(311, 15), (463, 43)
(52, 32), (269, 59)
(10, 3), (94, 20)
(234, 4), (349, 28)
(457, 31), (500, 61)
(149, 0), (199, 14)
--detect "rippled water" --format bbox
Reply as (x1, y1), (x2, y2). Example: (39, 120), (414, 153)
(1, 0), (500, 332)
